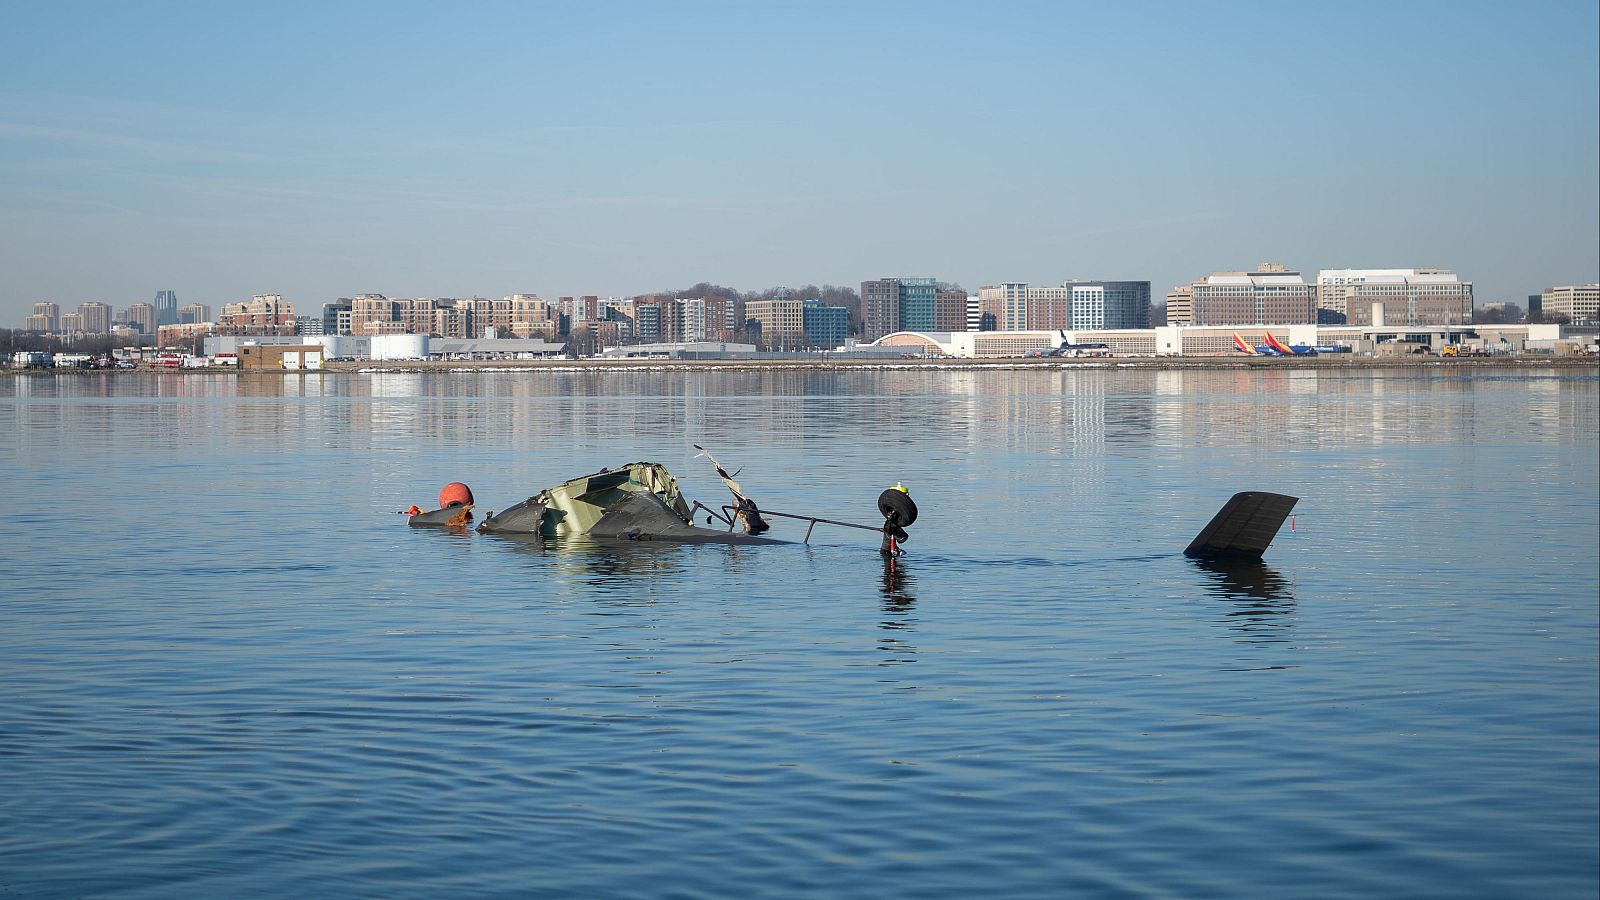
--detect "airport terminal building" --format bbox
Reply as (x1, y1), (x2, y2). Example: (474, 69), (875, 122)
(870, 323), (1581, 358)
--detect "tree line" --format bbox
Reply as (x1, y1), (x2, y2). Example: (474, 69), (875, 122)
(0, 330), (126, 356)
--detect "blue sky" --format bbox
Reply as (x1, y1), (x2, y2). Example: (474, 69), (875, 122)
(2, 0), (1596, 319)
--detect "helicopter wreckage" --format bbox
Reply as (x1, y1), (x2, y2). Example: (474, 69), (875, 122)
(403, 445), (1296, 562)
(406, 446), (918, 555)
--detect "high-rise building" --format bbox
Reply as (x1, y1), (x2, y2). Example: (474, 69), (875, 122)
(1317, 268), (1472, 326)
(966, 286), (1004, 329)
(860, 277), (939, 340)
(802, 300), (850, 348)
(934, 289), (968, 332)
(349, 294), (404, 335)
(126, 302), (157, 334)
(321, 299), (352, 335)
(219, 294), (296, 332)
(978, 284), (1039, 331)
(680, 296), (737, 342)
(153, 290), (179, 326)
(508, 295), (558, 338)
(29, 302), (60, 331)
(1067, 281), (1151, 330)
(1187, 264), (1316, 326)
(976, 281), (1150, 331)
(861, 279), (901, 341)
(630, 295), (679, 343)
(599, 305), (634, 343)
(78, 302), (112, 333)
(179, 303), (211, 324)
(1165, 284), (1194, 326)
(744, 298), (805, 348)
(557, 295), (601, 329)
(681, 298), (709, 342)
(1540, 285), (1600, 323)
(898, 278), (937, 332)
(965, 295), (987, 331)
(60, 312), (84, 332)
(345, 296), (388, 334)
(1527, 293), (1543, 317)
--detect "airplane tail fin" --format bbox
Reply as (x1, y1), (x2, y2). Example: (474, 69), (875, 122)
(1233, 333), (1255, 354)
(1184, 492), (1299, 561)
(1264, 332), (1293, 354)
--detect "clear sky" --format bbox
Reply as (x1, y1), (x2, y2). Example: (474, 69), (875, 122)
(2, 0), (1596, 321)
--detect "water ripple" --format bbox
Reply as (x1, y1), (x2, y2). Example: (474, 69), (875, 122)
(1, 369), (1595, 898)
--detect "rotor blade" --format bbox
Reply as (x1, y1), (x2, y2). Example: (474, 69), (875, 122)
(692, 444), (748, 500)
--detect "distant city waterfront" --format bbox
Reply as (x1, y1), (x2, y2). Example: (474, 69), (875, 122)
(9, 276), (1599, 362)
(6, 352), (1599, 376)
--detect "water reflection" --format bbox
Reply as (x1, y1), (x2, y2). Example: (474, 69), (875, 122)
(4, 368), (1597, 899)
(1193, 559), (1296, 646)
(878, 557), (917, 664)
(478, 532), (694, 595)
(881, 557), (916, 611)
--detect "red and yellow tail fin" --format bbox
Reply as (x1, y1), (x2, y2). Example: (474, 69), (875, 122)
(1263, 332), (1293, 354)
(1233, 333), (1255, 354)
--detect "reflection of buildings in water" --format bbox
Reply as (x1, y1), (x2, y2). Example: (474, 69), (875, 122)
(1193, 559), (1296, 645)
(1152, 369), (1189, 451)
(234, 373), (290, 398)
(1286, 370), (1319, 396)
(1529, 374), (1599, 438)
(939, 370), (1171, 461)
(878, 557), (917, 664)
(224, 373), (331, 440)
(941, 371), (980, 398)
(367, 373), (427, 399)
(1149, 369), (1356, 452)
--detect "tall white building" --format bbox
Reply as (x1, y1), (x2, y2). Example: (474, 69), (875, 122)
(1317, 268), (1473, 326)
(1540, 285), (1600, 323)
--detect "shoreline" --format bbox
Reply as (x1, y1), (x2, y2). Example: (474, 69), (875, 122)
(5, 356), (1597, 376)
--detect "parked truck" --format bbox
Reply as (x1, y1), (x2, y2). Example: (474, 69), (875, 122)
(11, 351), (53, 369)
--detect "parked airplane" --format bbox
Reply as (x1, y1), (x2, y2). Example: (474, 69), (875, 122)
(1261, 332), (1317, 356)
(1233, 332), (1316, 356)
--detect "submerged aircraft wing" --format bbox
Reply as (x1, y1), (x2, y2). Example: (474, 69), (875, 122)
(589, 491), (784, 545)
(1184, 491), (1299, 561)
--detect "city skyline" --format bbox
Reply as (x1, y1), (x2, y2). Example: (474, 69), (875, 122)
(1, 2), (1596, 322)
(22, 270), (1600, 336)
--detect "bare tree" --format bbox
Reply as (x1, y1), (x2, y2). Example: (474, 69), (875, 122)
(1525, 309), (1569, 325)
(1475, 303), (1524, 325)
(819, 285), (862, 335)
(749, 284), (822, 302)
(669, 282), (743, 300)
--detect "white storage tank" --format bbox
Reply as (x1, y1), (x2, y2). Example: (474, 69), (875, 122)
(309, 334), (343, 358)
(370, 334), (428, 361)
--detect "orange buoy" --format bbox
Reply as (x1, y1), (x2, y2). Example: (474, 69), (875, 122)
(439, 482), (474, 509)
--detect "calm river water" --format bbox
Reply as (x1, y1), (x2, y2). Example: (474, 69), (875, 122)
(2, 367), (1597, 898)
